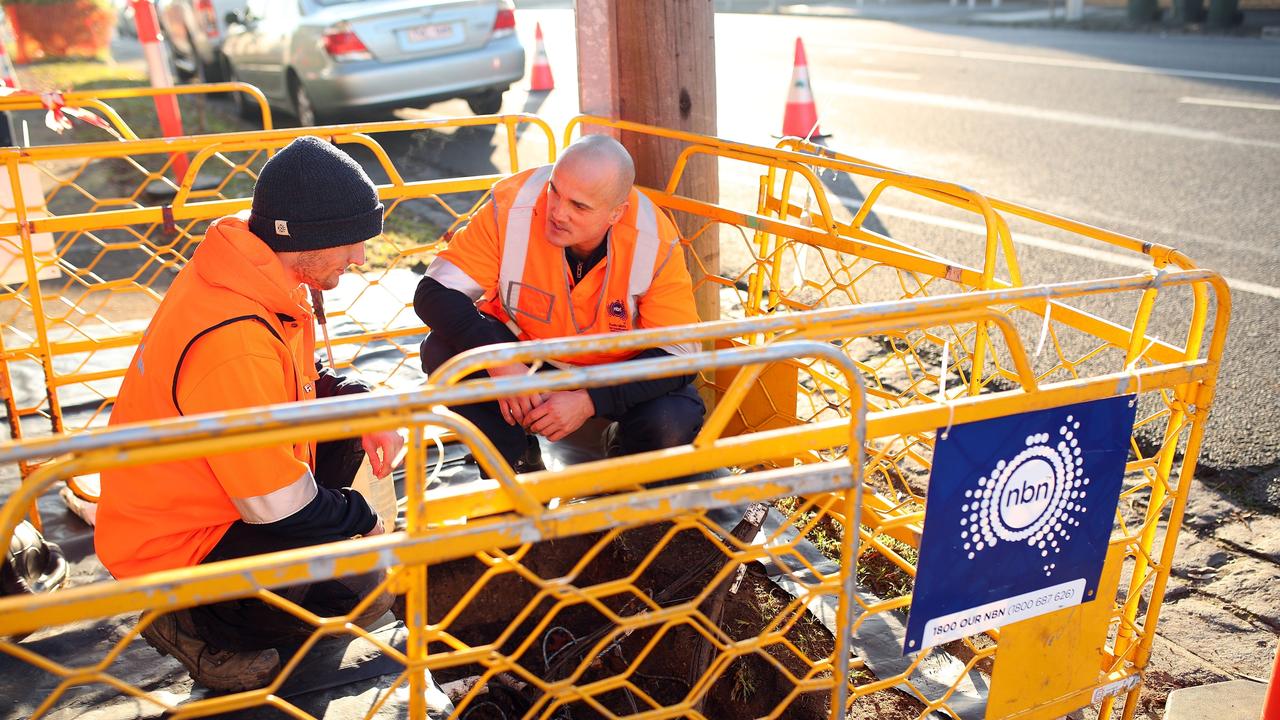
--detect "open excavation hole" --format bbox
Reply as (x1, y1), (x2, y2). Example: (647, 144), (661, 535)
(419, 513), (925, 720)
(422, 521), (836, 719)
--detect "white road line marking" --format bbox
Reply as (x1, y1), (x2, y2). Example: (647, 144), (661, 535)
(1178, 96), (1280, 112)
(826, 41), (1280, 85)
(847, 69), (921, 81)
(825, 82), (1280, 150)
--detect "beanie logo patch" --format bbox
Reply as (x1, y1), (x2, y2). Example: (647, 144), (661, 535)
(274, 219), (290, 236)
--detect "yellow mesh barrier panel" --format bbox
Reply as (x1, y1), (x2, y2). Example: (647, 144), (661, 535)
(0, 111), (1228, 719)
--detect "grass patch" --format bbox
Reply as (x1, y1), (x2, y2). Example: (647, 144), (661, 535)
(773, 496), (921, 600)
(369, 209), (442, 271)
(13, 58), (257, 145)
(730, 661), (757, 704)
(16, 59), (147, 93)
(773, 495), (846, 562)
(857, 532), (918, 600)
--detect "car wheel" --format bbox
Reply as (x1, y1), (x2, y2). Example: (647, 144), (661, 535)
(165, 40), (195, 83)
(291, 78), (322, 127)
(228, 65), (257, 121)
(466, 90), (504, 116)
(197, 51), (228, 84)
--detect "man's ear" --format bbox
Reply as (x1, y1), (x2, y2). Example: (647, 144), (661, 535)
(608, 201), (629, 226)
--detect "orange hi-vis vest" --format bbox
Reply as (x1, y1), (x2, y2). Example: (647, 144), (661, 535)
(95, 215), (321, 578)
(427, 165), (700, 365)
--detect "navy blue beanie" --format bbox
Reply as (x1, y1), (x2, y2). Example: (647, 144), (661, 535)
(248, 136), (384, 252)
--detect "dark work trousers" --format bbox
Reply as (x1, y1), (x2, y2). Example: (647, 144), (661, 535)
(419, 314), (705, 464)
(190, 437), (389, 652)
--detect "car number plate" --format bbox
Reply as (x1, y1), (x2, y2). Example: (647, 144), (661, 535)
(402, 22), (457, 45)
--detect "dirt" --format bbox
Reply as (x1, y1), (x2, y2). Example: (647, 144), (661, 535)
(417, 521), (923, 719)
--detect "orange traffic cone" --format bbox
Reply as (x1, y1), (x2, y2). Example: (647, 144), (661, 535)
(530, 23), (554, 92)
(781, 38), (827, 139)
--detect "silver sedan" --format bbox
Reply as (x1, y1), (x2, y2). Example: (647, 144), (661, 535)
(221, 0), (526, 125)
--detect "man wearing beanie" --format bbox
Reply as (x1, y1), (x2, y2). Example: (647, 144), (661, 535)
(95, 136), (402, 691)
(415, 135), (705, 475)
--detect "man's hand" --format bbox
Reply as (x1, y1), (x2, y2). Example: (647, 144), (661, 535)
(525, 390), (594, 442)
(361, 430), (404, 478)
(365, 516), (386, 537)
(487, 362), (546, 426)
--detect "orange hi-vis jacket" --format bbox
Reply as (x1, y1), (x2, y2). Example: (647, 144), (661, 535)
(426, 165), (700, 365)
(95, 215), (322, 578)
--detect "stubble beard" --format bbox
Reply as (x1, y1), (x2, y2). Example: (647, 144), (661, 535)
(295, 251), (343, 291)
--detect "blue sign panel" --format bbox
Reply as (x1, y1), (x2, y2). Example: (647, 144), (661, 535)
(903, 396), (1137, 653)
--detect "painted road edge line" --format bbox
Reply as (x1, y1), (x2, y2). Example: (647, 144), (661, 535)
(1179, 96), (1280, 112)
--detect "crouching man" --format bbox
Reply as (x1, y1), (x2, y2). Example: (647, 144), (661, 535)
(96, 136), (402, 691)
(415, 135), (705, 473)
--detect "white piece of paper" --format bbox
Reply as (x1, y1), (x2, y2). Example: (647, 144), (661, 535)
(350, 457), (398, 531)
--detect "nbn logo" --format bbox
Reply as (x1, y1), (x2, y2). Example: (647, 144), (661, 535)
(1003, 478), (1051, 506)
(959, 417), (1092, 578)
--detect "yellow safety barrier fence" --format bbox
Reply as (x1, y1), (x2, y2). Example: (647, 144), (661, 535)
(0, 113), (557, 454)
(0, 83), (273, 142)
(0, 112), (1229, 718)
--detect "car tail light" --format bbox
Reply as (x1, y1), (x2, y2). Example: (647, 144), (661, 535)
(195, 0), (219, 38)
(492, 1), (515, 39)
(323, 22), (373, 62)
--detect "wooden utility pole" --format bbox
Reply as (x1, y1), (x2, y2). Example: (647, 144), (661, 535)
(575, 1), (721, 324)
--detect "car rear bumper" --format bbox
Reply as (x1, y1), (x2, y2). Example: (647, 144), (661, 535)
(304, 36), (525, 113)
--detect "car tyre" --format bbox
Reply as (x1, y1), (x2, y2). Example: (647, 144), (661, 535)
(197, 51), (228, 84)
(228, 65), (258, 122)
(166, 39), (195, 83)
(466, 90), (504, 116)
(291, 77), (324, 127)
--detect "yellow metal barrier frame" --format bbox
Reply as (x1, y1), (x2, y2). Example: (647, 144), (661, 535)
(0, 82), (274, 140)
(0, 266), (1228, 718)
(1, 333), (868, 719)
(0, 114), (557, 446)
(567, 116), (1212, 401)
(0, 116), (1230, 718)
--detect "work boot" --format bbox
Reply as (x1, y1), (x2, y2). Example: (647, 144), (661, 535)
(140, 610), (280, 692)
(513, 435), (546, 474)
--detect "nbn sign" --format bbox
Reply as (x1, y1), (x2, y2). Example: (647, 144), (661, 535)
(904, 396), (1136, 653)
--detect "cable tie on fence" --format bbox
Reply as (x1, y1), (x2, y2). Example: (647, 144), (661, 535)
(426, 431), (446, 488)
(805, 119), (822, 143)
(938, 340), (955, 441)
(161, 205), (176, 236)
(1124, 337), (1157, 408)
(1034, 301), (1052, 359)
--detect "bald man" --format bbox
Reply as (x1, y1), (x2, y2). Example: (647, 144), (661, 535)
(414, 135), (705, 472)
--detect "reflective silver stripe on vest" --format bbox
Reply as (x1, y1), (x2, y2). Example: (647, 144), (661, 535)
(625, 192), (662, 325)
(425, 257), (484, 301)
(500, 165), (554, 319)
(231, 468), (318, 524)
